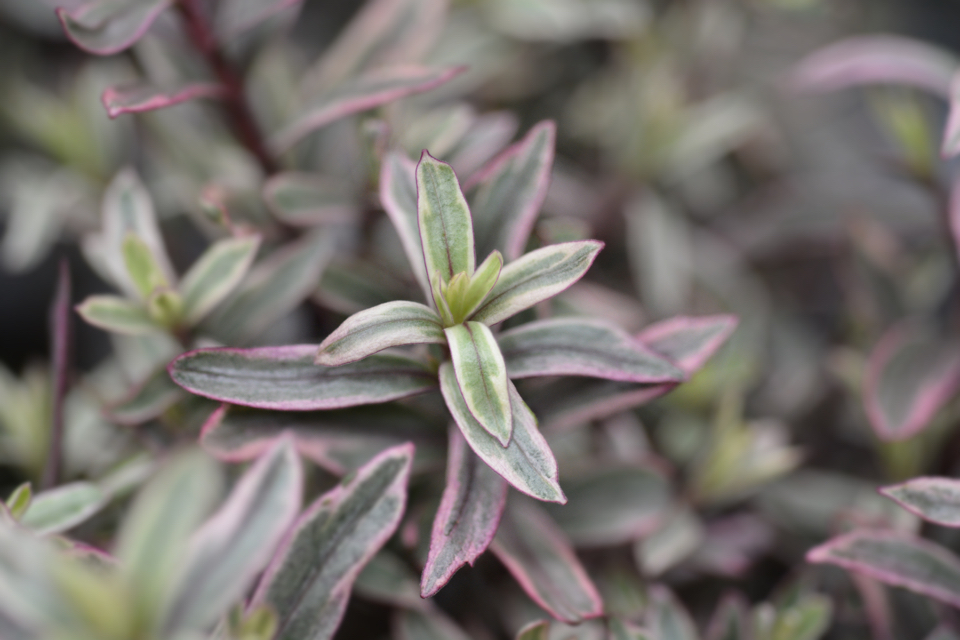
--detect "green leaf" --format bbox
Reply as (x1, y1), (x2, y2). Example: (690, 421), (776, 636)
(203, 231), (334, 344)
(417, 152), (475, 284)
(162, 441), (302, 633)
(107, 366), (185, 425)
(447, 250), (502, 325)
(20, 482), (106, 536)
(769, 594), (831, 640)
(122, 233), (170, 299)
(609, 618), (652, 640)
(5, 483), (31, 520)
(470, 241), (603, 326)
(316, 301), (445, 366)
(250, 444), (413, 640)
(445, 322), (512, 446)
(76, 295), (160, 336)
(439, 363), (564, 503)
(171, 346), (437, 411)
(179, 235), (261, 325)
(115, 450), (222, 634)
(515, 620), (550, 640)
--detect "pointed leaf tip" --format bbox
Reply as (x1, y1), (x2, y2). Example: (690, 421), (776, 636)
(416, 151), (475, 285)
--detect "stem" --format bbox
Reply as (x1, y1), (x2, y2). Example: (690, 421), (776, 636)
(42, 259), (72, 489)
(176, 0), (279, 174)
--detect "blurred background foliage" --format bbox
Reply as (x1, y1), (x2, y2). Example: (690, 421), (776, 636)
(5, 0), (960, 638)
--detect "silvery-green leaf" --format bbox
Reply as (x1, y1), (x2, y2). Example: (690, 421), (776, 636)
(82, 169), (174, 299)
(393, 609), (471, 640)
(881, 477), (960, 527)
(470, 241), (602, 326)
(20, 482), (106, 535)
(107, 366), (185, 425)
(466, 121), (555, 261)
(491, 498), (603, 624)
(807, 529), (960, 608)
(381, 151), (430, 300)
(203, 231), (334, 344)
(115, 450), (223, 632)
(179, 235), (261, 325)
(263, 174), (357, 227)
(56, 0), (172, 55)
(170, 345), (437, 411)
(543, 466), (669, 547)
(123, 233), (170, 298)
(421, 427), (507, 597)
(439, 363), (563, 503)
(316, 301), (445, 366)
(76, 295), (160, 336)
(445, 322), (511, 445)
(498, 318), (684, 383)
(199, 404), (441, 476)
(302, 0), (448, 94)
(417, 151), (475, 285)
(272, 67), (464, 152)
(163, 440), (302, 633)
(250, 444), (413, 640)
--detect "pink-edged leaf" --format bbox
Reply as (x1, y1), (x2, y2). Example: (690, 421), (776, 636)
(214, 0), (302, 39)
(354, 550), (426, 610)
(439, 363), (565, 503)
(515, 620), (551, 640)
(101, 82), (226, 118)
(417, 151), (476, 286)
(525, 378), (666, 433)
(943, 73), (960, 157)
(250, 443), (413, 640)
(272, 66), (465, 153)
(465, 121), (555, 261)
(421, 427), (508, 597)
(689, 514), (773, 578)
(263, 173), (358, 227)
(448, 110), (520, 179)
(792, 35), (958, 97)
(56, 0), (172, 55)
(881, 477), (960, 527)
(317, 301), (445, 367)
(106, 366), (185, 425)
(808, 529), (960, 607)
(498, 318), (684, 383)
(542, 465), (669, 547)
(162, 439), (303, 632)
(637, 314), (739, 376)
(302, 0), (448, 94)
(491, 498), (604, 624)
(380, 151), (431, 300)
(199, 403), (442, 476)
(863, 322), (960, 441)
(169, 345), (437, 411)
(393, 609), (471, 640)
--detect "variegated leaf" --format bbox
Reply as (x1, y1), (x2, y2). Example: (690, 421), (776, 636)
(202, 231), (334, 344)
(417, 152), (475, 284)
(76, 295), (159, 336)
(445, 322), (512, 445)
(263, 173), (358, 227)
(316, 301), (445, 366)
(498, 318), (684, 383)
(20, 482), (106, 536)
(515, 620), (550, 640)
(637, 315), (739, 376)
(162, 440), (302, 633)
(180, 235), (261, 325)
(491, 498), (603, 624)
(170, 346), (437, 411)
(272, 67), (464, 152)
(439, 363), (563, 503)
(466, 121), (555, 261)
(250, 444), (413, 640)
(807, 529), (960, 608)
(102, 82), (226, 118)
(57, 0), (172, 55)
(470, 241), (602, 326)
(380, 151), (430, 300)
(421, 427), (508, 597)
(881, 477), (960, 527)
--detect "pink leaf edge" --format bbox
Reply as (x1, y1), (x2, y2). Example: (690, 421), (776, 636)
(56, 0), (173, 56)
(102, 82), (227, 118)
(879, 476), (960, 527)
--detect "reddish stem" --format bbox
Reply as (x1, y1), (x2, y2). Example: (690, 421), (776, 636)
(176, 0), (278, 174)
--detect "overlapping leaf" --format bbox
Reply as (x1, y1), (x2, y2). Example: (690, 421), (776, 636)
(417, 152), (475, 284)
(381, 151), (430, 299)
(445, 322), (512, 445)
(57, 0), (172, 55)
(316, 301), (445, 366)
(179, 235), (261, 325)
